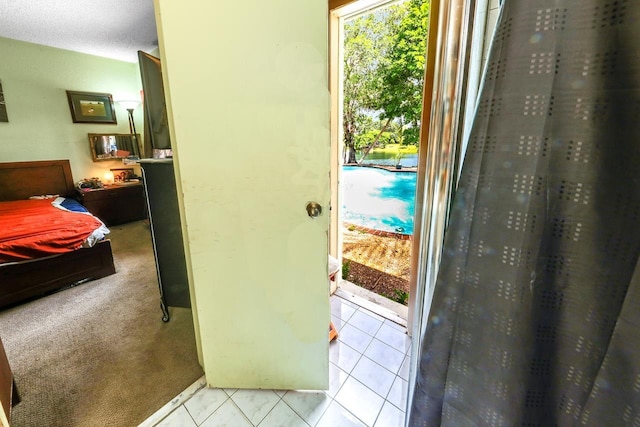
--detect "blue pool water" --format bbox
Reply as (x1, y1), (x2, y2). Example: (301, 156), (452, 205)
(342, 166), (417, 235)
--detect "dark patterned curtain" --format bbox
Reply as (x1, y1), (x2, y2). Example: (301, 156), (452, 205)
(409, 0), (640, 426)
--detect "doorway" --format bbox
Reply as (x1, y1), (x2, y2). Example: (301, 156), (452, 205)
(330, 0), (496, 336)
(329, 0), (426, 325)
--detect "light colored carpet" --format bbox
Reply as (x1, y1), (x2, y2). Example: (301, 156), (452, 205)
(0, 221), (203, 427)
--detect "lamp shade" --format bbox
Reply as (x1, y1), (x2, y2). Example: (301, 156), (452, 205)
(117, 100), (140, 110)
(103, 171), (114, 185)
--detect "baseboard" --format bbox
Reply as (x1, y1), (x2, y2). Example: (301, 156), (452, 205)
(137, 376), (207, 427)
(334, 284), (407, 328)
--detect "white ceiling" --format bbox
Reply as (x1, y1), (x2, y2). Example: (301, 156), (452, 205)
(0, 0), (158, 63)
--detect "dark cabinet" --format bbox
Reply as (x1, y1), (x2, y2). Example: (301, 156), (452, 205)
(139, 159), (190, 321)
(0, 337), (18, 424)
(76, 183), (146, 226)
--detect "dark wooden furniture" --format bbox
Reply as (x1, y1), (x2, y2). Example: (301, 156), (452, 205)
(140, 159), (190, 322)
(0, 336), (17, 425)
(0, 160), (116, 310)
(76, 183), (146, 226)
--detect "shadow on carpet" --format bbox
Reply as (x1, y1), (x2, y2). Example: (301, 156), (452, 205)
(0, 221), (203, 427)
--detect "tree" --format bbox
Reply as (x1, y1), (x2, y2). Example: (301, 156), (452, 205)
(377, 0), (429, 147)
(343, 8), (398, 163)
(343, 0), (429, 162)
(354, 127), (396, 149)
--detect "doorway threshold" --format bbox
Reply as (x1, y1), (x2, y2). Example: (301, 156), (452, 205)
(335, 279), (408, 327)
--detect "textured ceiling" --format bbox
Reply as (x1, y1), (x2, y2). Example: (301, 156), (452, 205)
(0, 0), (158, 63)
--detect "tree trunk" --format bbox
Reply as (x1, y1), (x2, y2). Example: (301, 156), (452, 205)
(343, 116), (358, 164)
(357, 118), (393, 164)
(346, 145), (357, 163)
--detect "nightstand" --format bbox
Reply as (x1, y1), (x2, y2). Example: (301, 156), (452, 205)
(76, 182), (147, 226)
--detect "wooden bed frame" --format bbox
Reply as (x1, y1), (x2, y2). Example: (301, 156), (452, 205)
(0, 160), (116, 309)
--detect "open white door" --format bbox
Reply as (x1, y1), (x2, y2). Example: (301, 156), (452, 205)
(154, 0), (330, 390)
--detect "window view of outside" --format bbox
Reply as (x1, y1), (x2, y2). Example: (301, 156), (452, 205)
(341, 0), (429, 307)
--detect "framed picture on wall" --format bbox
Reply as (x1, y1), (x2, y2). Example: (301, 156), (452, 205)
(0, 80), (8, 123)
(66, 90), (117, 124)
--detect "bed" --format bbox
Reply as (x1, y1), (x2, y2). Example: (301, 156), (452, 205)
(0, 160), (116, 309)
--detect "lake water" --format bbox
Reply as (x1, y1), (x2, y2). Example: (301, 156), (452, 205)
(342, 166), (417, 235)
(357, 151), (419, 168)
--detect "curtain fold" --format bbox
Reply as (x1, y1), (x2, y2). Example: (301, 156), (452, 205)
(409, 0), (640, 425)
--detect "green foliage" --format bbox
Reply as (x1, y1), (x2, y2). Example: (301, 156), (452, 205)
(395, 152), (404, 166)
(371, 143), (418, 154)
(354, 129), (396, 150)
(342, 260), (351, 280)
(343, 10), (397, 162)
(343, 0), (429, 155)
(389, 290), (409, 305)
(377, 0), (430, 146)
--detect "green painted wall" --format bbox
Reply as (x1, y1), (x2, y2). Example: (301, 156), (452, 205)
(0, 37), (143, 182)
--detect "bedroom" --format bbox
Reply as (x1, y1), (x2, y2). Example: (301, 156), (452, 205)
(0, 37), (145, 181)
(0, 31), (206, 425)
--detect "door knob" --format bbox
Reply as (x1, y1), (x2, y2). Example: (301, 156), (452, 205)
(306, 202), (322, 218)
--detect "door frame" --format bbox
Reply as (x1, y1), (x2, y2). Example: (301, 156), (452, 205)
(405, 0), (492, 414)
(329, 0), (491, 419)
(329, 0), (426, 299)
(328, 6), (342, 295)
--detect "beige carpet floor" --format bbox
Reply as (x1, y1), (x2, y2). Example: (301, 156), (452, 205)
(0, 221), (203, 427)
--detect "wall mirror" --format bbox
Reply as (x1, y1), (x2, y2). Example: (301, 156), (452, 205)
(89, 133), (141, 161)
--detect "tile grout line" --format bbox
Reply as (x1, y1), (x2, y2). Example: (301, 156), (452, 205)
(150, 293), (411, 427)
(331, 338), (373, 425)
(334, 289), (407, 328)
(331, 321), (385, 427)
(249, 393), (285, 427)
(339, 305), (410, 424)
(238, 394), (260, 427)
(192, 394), (230, 427)
(338, 374), (385, 427)
(278, 392), (326, 427)
(139, 376), (207, 427)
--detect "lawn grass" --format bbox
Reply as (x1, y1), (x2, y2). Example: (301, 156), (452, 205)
(370, 143), (418, 155)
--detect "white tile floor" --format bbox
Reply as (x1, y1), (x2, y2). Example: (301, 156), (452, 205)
(143, 294), (411, 427)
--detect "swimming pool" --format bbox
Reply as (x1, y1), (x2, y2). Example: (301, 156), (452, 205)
(342, 166), (416, 235)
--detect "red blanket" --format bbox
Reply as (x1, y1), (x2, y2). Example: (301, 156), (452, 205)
(0, 199), (103, 263)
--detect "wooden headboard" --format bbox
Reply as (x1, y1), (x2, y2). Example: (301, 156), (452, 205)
(0, 160), (76, 201)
